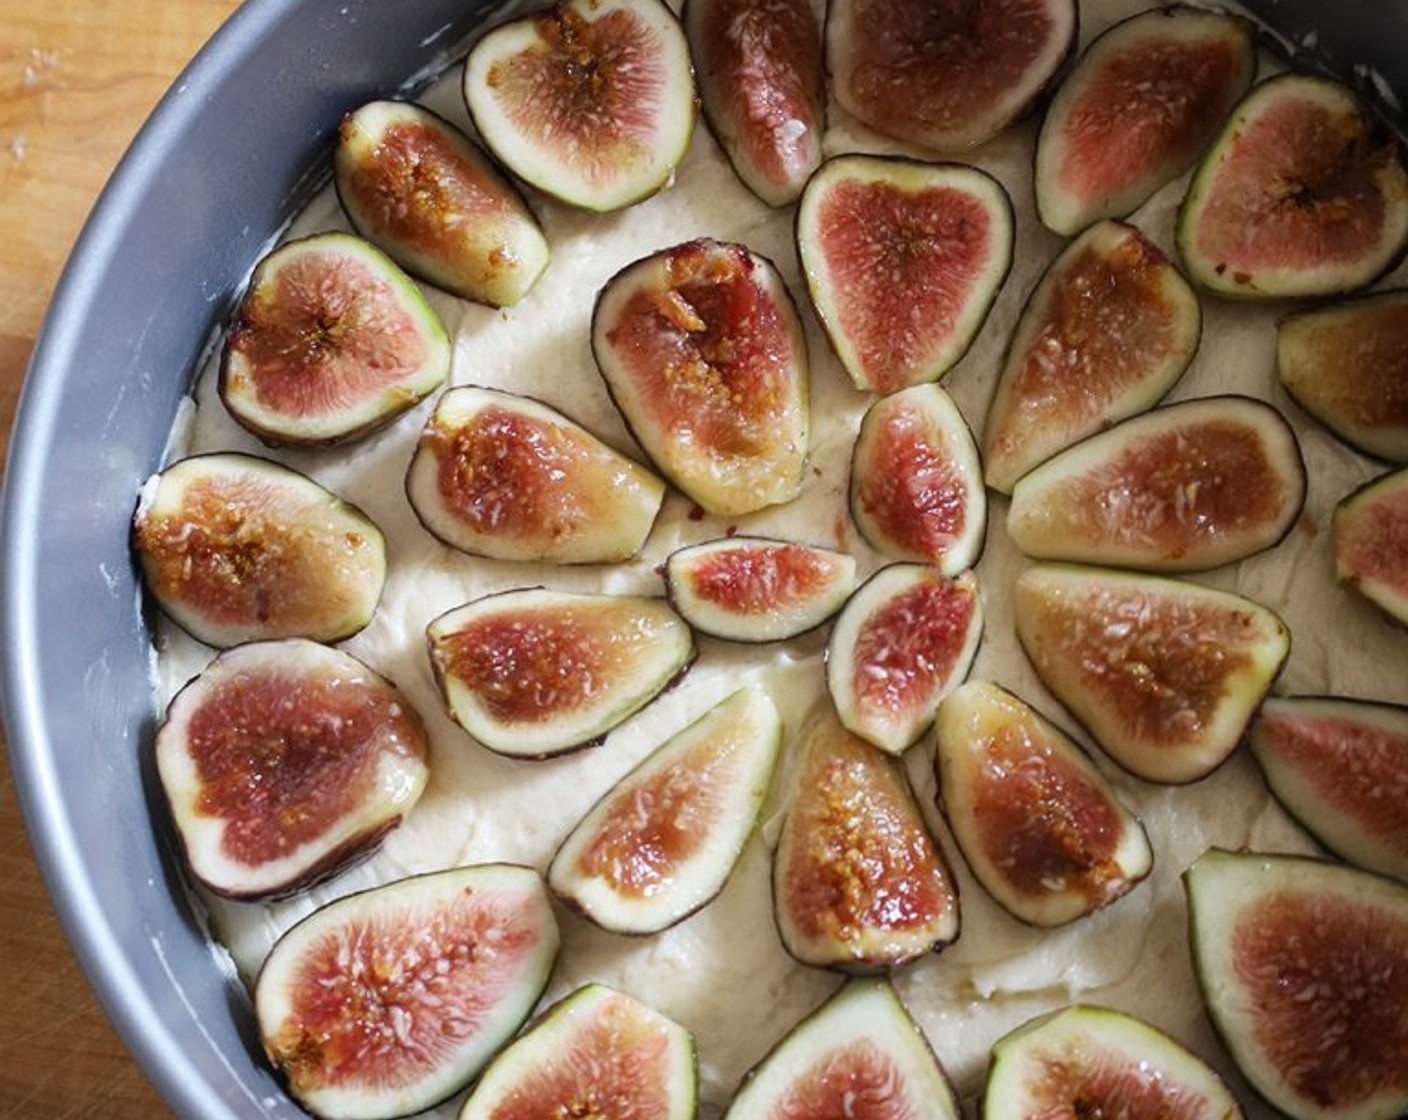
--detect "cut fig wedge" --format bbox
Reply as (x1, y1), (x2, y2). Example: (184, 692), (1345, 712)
(933, 681), (1151, 928)
(549, 687), (782, 934)
(463, 0), (697, 212)
(591, 238), (809, 516)
(1034, 6), (1256, 236)
(426, 588), (695, 758)
(334, 100), (549, 308)
(1185, 849), (1408, 1120)
(219, 232), (450, 446)
(826, 565), (982, 755)
(850, 384), (986, 573)
(983, 220), (1201, 494)
(255, 864), (559, 1120)
(1014, 564), (1290, 784)
(132, 453), (387, 648)
(1178, 73), (1408, 299)
(405, 385), (665, 564)
(1007, 395), (1307, 572)
(1334, 466), (1408, 627)
(797, 156), (1013, 395)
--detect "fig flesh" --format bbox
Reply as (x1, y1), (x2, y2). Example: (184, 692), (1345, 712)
(405, 385), (665, 564)
(219, 232), (450, 446)
(797, 155), (1013, 395)
(1184, 849), (1408, 1120)
(1014, 564), (1290, 784)
(591, 238), (810, 516)
(255, 863), (559, 1120)
(982, 219), (1201, 494)
(1007, 395), (1307, 572)
(426, 587), (695, 758)
(132, 453), (387, 648)
(1334, 466), (1408, 627)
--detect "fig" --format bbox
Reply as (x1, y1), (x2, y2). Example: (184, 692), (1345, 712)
(1177, 73), (1408, 299)
(463, 0), (697, 212)
(797, 155), (1013, 395)
(982, 220), (1201, 494)
(334, 100), (549, 308)
(255, 863), (559, 1120)
(591, 238), (809, 516)
(404, 385), (665, 564)
(826, 564), (982, 755)
(662, 536), (856, 642)
(1007, 395), (1307, 572)
(826, 0), (1077, 154)
(1333, 466), (1408, 627)
(549, 687), (782, 934)
(1249, 696), (1408, 884)
(850, 384), (986, 574)
(683, 0), (824, 206)
(933, 681), (1152, 928)
(1014, 564), (1290, 784)
(459, 984), (696, 1120)
(426, 587), (695, 758)
(1034, 6), (1256, 236)
(1278, 290), (1408, 462)
(132, 452), (387, 648)
(1184, 849), (1408, 1120)
(218, 232), (450, 446)
(155, 639), (429, 901)
(772, 706), (959, 971)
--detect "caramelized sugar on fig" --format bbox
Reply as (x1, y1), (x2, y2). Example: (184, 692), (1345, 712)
(1334, 466), (1408, 628)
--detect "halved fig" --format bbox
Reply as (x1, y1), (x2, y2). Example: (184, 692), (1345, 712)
(1249, 696), (1408, 884)
(725, 979), (959, 1120)
(1177, 73), (1408, 299)
(1007, 396), (1307, 572)
(826, 564), (982, 755)
(155, 639), (429, 901)
(218, 232), (450, 446)
(850, 384), (986, 573)
(334, 100), (549, 308)
(772, 705), (960, 971)
(1034, 7), (1256, 236)
(405, 385), (665, 564)
(1185, 849), (1408, 1120)
(663, 536), (856, 642)
(591, 238), (809, 516)
(255, 863), (559, 1120)
(982, 220), (1201, 494)
(463, 0), (697, 212)
(1334, 466), (1408, 627)
(797, 156), (1013, 395)
(132, 453), (386, 648)
(826, 0), (1077, 153)
(426, 587), (695, 758)
(1014, 564), (1290, 784)
(933, 681), (1152, 928)
(549, 687), (782, 933)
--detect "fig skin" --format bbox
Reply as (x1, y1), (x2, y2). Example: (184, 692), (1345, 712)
(1333, 466), (1408, 628)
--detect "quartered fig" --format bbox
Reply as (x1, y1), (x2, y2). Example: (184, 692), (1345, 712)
(1334, 466), (1408, 627)
(219, 232), (450, 446)
(334, 101), (549, 308)
(826, 565), (982, 755)
(933, 681), (1151, 928)
(405, 385), (665, 564)
(797, 156), (1013, 395)
(549, 687), (782, 934)
(1014, 564), (1290, 784)
(982, 220), (1201, 494)
(1185, 849), (1408, 1120)
(1034, 6), (1256, 236)
(255, 864), (559, 1120)
(1178, 74), (1408, 299)
(426, 587), (695, 758)
(591, 238), (809, 516)
(1007, 396), (1307, 572)
(132, 453), (387, 648)
(463, 0), (697, 212)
